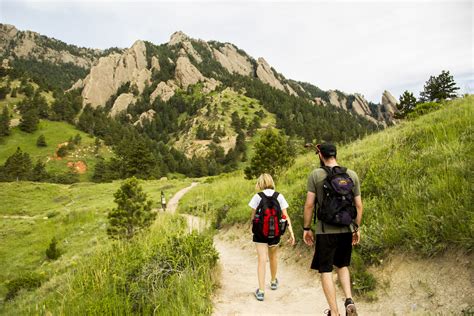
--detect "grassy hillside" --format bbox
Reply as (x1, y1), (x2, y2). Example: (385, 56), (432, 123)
(178, 96), (473, 292)
(0, 179), (192, 311)
(0, 120), (113, 181)
(174, 87), (276, 157)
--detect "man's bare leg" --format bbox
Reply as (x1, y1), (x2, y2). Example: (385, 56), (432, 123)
(336, 266), (352, 299)
(321, 272), (339, 315)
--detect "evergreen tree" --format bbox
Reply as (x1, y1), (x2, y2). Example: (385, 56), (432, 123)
(2, 147), (32, 181)
(107, 177), (155, 239)
(30, 160), (49, 182)
(57, 146), (68, 158)
(45, 237), (61, 260)
(244, 129), (294, 180)
(73, 133), (82, 145)
(397, 91), (418, 118)
(33, 92), (49, 118)
(420, 70), (460, 102)
(36, 134), (47, 147)
(0, 106), (10, 137)
(19, 109), (39, 133)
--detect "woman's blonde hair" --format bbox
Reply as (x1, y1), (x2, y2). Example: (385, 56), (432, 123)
(256, 173), (275, 191)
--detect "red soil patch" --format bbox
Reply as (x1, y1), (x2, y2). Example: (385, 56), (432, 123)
(66, 161), (87, 174)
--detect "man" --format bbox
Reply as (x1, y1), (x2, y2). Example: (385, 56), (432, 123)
(303, 143), (363, 316)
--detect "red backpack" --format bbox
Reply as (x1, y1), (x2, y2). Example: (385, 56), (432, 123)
(252, 192), (287, 238)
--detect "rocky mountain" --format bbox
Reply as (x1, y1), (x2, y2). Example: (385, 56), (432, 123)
(70, 30), (397, 126)
(0, 23), (121, 90)
(0, 24), (396, 158)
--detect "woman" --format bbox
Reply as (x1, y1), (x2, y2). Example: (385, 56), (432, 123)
(248, 173), (295, 301)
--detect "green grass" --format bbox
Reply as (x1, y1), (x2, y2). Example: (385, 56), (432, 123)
(0, 178), (192, 309)
(0, 120), (113, 181)
(178, 96), (474, 295)
(2, 215), (218, 315)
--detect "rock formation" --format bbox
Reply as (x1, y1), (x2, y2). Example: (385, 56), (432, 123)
(134, 109), (156, 126)
(0, 23), (100, 69)
(168, 31), (189, 46)
(150, 81), (177, 102)
(151, 56), (160, 71)
(314, 97), (327, 106)
(81, 40), (150, 107)
(328, 90), (348, 110)
(212, 44), (253, 76)
(381, 90), (398, 115)
(110, 93), (136, 117)
(256, 58), (285, 91)
(175, 55), (205, 89)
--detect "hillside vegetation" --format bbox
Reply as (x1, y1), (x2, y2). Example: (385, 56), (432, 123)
(0, 179), (193, 312)
(0, 120), (112, 181)
(179, 96), (473, 293)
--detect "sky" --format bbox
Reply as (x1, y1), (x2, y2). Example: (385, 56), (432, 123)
(1, 0), (472, 102)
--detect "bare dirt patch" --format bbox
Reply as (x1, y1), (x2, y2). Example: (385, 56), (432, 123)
(66, 160), (87, 174)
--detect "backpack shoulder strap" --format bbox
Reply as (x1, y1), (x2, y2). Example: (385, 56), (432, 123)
(333, 166), (348, 174)
(272, 191), (279, 199)
(257, 192), (266, 199)
(321, 166), (333, 176)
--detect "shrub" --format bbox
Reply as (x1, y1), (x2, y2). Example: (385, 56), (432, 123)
(406, 101), (441, 119)
(36, 134), (47, 147)
(5, 272), (43, 301)
(56, 146), (68, 158)
(45, 237), (61, 260)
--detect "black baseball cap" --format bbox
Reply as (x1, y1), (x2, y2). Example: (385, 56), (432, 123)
(317, 143), (337, 157)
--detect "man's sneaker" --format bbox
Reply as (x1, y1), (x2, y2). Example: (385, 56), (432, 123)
(344, 298), (357, 316)
(270, 278), (279, 290)
(254, 289), (264, 301)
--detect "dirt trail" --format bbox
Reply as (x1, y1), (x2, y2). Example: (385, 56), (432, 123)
(163, 184), (472, 315)
(166, 182), (209, 233)
(211, 228), (376, 316)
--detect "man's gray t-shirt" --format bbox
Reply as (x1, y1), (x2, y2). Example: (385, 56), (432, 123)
(307, 167), (361, 234)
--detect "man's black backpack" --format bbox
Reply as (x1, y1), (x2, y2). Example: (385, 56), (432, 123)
(316, 166), (357, 229)
(252, 192), (287, 238)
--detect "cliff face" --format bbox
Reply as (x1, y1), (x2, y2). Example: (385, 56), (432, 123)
(0, 23), (102, 69)
(80, 41), (150, 108)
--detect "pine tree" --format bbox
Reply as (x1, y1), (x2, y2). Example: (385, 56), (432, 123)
(420, 70), (460, 102)
(30, 160), (49, 182)
(107, 177), (155, 239)
(2, 147), (32, 181)
(36, 134), (47, 147)
(0, 106), (10, 137)
(397, 91), (418, 118)
(19, 109), (39, 133)
(244, 129), (294, 180)
(45, 237), (61, 260)
(57, 146), (68, 158)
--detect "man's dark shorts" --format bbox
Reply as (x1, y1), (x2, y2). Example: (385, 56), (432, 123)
(311, 233), (352, 273)
(253, 233), (280, 247)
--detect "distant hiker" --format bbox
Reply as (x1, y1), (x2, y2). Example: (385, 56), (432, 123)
(161, 191), (167, 211)
(249, 173), (295, 301)
(303, 143), (362, 316)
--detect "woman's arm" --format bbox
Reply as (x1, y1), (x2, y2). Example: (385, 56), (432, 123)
(282, 208), (295, 245)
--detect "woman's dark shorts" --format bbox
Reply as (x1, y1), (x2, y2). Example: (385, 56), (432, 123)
(253, 233), (280, 247)
(311, 233), (353, 273)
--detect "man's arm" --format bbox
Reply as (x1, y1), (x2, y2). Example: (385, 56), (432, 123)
(304, 191), (316, 228)
(354, 195), (363, 227)
(352, 195), (363, 245)
(303, 191), (316, 246)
